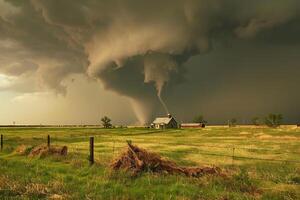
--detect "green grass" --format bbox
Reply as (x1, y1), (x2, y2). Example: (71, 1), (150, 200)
(0, 126), (299, 199)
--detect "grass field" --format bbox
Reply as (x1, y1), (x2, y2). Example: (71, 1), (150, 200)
(0, 126), (299, 200)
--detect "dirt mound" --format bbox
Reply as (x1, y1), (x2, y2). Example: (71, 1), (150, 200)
(14, 145), (33, 155)
(111, 141), (221, 177)
(28, 144), (68, 158)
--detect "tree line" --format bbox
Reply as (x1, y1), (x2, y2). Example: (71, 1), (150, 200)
(101, 113), (284, 128)
(193, 113), (283, 128)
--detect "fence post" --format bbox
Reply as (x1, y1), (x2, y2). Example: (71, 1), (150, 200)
(90, 137), (94, 165)
(47, 135), (50, 148)
(1, 134), (3, 151)
(232, 147), (235, 165)
(112, 140), (115, 156)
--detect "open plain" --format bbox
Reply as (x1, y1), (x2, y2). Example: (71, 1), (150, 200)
(0, 126), (299, 199)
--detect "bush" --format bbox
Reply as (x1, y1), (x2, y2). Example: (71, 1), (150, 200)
(264, 114), (283, 128)
(229, 118), (237, 127)
(251, 117), (260, 126)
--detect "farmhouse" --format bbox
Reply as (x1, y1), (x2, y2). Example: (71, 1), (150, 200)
(151, 114), (178, 129)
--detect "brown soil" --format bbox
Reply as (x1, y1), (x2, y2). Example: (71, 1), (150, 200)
(28, 144), (68, 158)
(111, 141), (222, 177)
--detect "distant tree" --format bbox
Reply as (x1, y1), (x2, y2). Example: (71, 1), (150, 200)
(229, 118), (237, 127)
(101, 116), (112, 128)
(264, 114), (282, 128)
(251, 117), (260, 126)
(193, 115), (207, 124)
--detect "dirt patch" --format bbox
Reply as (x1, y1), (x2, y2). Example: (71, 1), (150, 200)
(111, 141), (222, 177)
(28, 144), (68, 158)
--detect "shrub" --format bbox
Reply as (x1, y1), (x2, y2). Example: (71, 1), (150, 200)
(264, 114), (283, 128)
(251, 117), (260, 126)
(229, 118), (237, 127)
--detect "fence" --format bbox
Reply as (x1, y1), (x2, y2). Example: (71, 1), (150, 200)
(158, 143), (300, 164)
(0, 133), (299, 165)
(0, 134), (96, 165)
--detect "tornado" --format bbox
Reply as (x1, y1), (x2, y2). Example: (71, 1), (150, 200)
(1, 0), (300, 124)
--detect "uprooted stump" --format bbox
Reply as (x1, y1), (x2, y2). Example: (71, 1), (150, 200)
(111, 141), (221, 177)
(28, 144), (68, 158)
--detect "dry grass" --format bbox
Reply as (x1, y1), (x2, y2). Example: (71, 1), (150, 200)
(0, 176), (69, 199)
(14, 145), (32, 155)
(111, 141), (222, 177)
(0, 175), (48, 197)
(255, 133), (299, 140)
(28, 144), (68, 158)
(0, 126), (299, 199)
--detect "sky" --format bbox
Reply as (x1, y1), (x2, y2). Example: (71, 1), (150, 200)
(0, 0), (300, 125)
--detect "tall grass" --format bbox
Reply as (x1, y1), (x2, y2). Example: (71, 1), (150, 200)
(0, 127), (299, 199)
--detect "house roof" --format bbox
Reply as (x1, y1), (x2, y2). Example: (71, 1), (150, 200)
(152, 117), (173, 124)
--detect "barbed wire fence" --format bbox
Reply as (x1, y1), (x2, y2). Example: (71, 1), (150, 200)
(0, 133), (300, 165)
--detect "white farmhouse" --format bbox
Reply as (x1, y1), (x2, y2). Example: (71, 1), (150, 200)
(151, 114), (178, 129)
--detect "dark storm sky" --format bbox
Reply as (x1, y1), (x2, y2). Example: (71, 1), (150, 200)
(0, 0), (299, 124)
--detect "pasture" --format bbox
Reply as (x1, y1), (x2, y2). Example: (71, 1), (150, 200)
(0, 126), (299, 199)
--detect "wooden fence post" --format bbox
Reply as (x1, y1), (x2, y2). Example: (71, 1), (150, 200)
(232, 147), (235, 165)
(47, 135), (50, 148)
(90, 137), (94, 165)
(1, 134), (3, 151)
(112, 141), (115, 155)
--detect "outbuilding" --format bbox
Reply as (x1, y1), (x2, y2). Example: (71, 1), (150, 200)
(180, 123), (205, 128)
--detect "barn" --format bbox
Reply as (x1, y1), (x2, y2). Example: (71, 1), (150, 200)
(180, 123), (205, 128)
(151, 114), (178, 129)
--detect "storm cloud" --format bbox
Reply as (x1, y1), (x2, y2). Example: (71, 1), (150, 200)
(0, 0), (300, 124)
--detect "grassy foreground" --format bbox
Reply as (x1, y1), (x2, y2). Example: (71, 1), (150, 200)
(0, 126), (299, 200)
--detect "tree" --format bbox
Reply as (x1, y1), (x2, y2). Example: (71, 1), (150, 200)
(264, 114), (282, 128)
(251, 117), (260, 126)
(101, 116), (112, 128)
(229, 118), (237, 127)
(193, 115), (207, 124)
